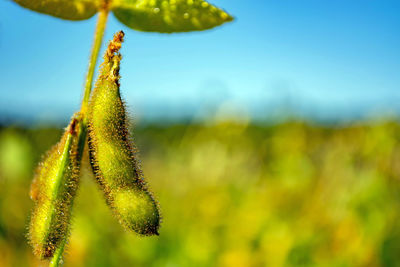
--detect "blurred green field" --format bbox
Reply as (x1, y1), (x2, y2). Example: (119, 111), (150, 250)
(1, 120), (400, 267)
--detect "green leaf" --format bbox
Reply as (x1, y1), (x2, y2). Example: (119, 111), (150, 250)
(111, 0), (233, 33)
(12, 0), (99, 20)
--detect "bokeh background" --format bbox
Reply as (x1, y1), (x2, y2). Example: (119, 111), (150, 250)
(1, 0), (400, 266)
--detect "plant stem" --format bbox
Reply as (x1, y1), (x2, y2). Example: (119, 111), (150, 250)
(49, 9), (109, 267)
(81, 8), (109, 115)
(46, 128), (73, 267)
(49, 240), (66, 267)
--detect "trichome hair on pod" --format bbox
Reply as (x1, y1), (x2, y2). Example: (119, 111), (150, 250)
(87, 31), (160, 236)
(28, 114), (82, 259)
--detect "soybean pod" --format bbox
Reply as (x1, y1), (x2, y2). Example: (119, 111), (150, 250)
(29, 114), (81, 259)
(87, 31), (160, 235)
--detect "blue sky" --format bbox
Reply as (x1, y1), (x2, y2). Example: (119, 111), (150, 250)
(0, 0), (399, 124)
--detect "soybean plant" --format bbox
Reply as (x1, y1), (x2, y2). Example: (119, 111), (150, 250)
(12, 0), (233, 266)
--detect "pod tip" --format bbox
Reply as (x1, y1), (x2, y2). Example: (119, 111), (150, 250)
(106, 31), (125, 58)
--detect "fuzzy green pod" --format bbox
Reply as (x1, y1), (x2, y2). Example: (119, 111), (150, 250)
(29, 115), (81, 259)
(88, 31), (160, 235)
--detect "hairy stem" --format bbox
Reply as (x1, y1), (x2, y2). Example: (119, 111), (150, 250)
(49, 9), (109, 267)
